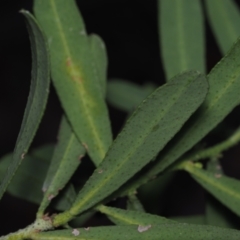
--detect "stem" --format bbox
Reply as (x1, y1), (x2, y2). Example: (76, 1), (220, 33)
(0, 218), (53, 240)
(171, 126), (240, 171)
(189, 126), (240, 161)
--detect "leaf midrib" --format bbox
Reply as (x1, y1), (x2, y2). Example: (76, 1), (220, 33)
(71, 77), (197, 214)
(50, 0), (105, 162)
(187, 164), (240, 200)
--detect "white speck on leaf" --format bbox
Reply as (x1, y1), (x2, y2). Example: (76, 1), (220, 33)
(84, 227), (90, 231)
(215, 173), (222, 178)
(48, 194), (54, 201)
(72, 229), (80, 236)
(21, 153), (25, 159)
(137, 225), (151, 233)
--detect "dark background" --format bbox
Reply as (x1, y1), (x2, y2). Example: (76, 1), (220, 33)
(0, 0), (240, 235)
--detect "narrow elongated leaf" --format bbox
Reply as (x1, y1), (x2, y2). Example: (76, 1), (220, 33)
(37, 116), (85, 217)
(53, 71), (208, 225)
(171, 215), (206, 225)
(0, 145), (53, 205)
(206, 196), (236, 229)
(206, 158), (236, 228)
(205, 0), (240, 55)
(70, 211), (96, 228)
(89, 34), (108, 96)
(121, 36), (240, 193)
(107, 79), (156, 112)
(184, 162), (240, 217)
(34, 0), (112, 166)
(0, 11), (50, 200)
(159, 0), (205, 80)
(97, 205), (174, 225)
(54, 184), (77, 211)
(0, 145), (76, 211)
(32, 224), (240, 240)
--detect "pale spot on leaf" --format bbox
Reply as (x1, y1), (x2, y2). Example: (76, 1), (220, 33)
(84, 227), (90, 231)
(21, 153), (25, 159)
(137, 225), (151, 233)
(72, 229), (80, 236)
(215, 173), (222, 178)
(48, 194), (55, 201)
(98, 169), (103, 173)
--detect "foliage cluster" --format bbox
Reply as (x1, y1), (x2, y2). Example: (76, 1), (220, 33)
(1, 0), (240, 239)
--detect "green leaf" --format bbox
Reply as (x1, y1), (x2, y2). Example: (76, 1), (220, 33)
(206, 196), (237, 229)
(70, 211), (96, 228)
(205, 158), (237, 228)
(97, 205), (174, 225)
(107, 79), (156, 112)
(0, 145), (76, 211)
(34, 0), (112, 166)
(37, 116), (85, 217)
(205, 0), (240, 55)
(159, 0), (205, 80)
(183, 162), (240, 217)
(170, 215), (206, 225)
(54, 184), (77, 212)
(32, 224), (240, 240)
(122, 36), (240, 193)
(89, 34), (108, 96)
(53, 71), (208, 225)
(0, 10), (50, 200)
(127, 194), (145, 213)
(0, 145), (52, 205)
